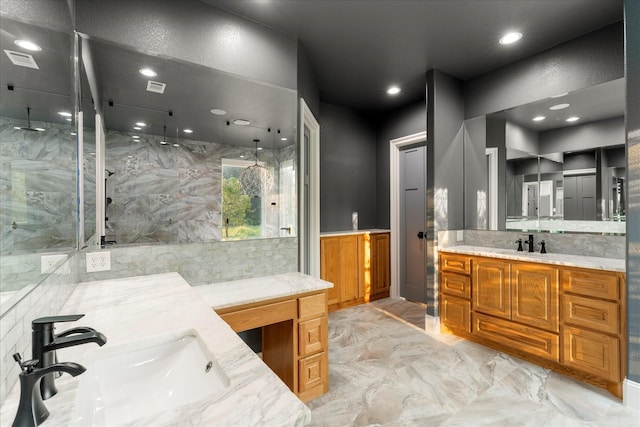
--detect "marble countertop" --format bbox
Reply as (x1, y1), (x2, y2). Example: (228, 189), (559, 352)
(195, 272), (333, 310)
(438, 245), (625, 272)
(320, 229), (390, 237)
(0, 272), (312, 426)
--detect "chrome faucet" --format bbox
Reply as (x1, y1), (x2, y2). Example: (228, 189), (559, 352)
(12, 353), (85, 427)
(523, 234), (535, 252)
(32, 314), (106, 400)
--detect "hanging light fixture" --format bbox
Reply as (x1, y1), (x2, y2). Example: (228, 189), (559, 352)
(160, 125), (168, 145)
(240, 139), (274, 197)
(14, 107), (45, 132)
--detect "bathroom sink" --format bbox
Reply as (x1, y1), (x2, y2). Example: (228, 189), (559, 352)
(72, 329), (230, 426)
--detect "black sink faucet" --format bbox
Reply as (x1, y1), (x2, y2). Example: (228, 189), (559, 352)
(12, 353), (85, 427)
(32, 314), (106, 400)
(523, 234), (535, 252)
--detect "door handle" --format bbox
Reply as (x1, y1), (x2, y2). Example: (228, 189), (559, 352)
(417, 231), (425, 239)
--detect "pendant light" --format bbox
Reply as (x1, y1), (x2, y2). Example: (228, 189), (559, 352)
(240, 139), (274, 197)
(160, 126), (168, 145)
(14, 107), (45, 132)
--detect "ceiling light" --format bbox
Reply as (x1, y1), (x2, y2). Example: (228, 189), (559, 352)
(58, 111), (72, 117)
(139, 68), (157, 77)
(183, 129), (193, 134)
(210, 109), (227, 115)
(499, 32), (523, 45)
(172, 143), (180, 147)
(387, 86), (401, 95)
(71, 132), (77, 136)
(66, 118), (72, 122)
(233, 119), (251, 126)
(566, 116), (580, 122)
(133, 126), (142, 130)
(549, 103), (570, 110)
(280, 137), (287, 141)
(135, 122), (146, 127)
(532, 116), (546, 122)
(240, 139), (274, 197)
(551, 92), (568, 98)
(240, 155), (245, 158)
(132, 135), (140, 139)
(257, 147), (263, 150)
(159, 125), (167, 145)
(14, 40), (41, 51)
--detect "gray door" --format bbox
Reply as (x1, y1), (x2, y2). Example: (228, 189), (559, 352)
(400, 146), (427, 303)
(564, 174), (597, 220)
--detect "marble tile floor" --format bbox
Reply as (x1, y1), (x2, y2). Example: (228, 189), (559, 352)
(307, 298), (639, 426)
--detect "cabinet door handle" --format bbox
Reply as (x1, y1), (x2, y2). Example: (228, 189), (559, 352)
(417, 231), (425, 239)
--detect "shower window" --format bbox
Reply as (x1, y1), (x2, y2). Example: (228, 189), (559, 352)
(222, 159), (267, 239)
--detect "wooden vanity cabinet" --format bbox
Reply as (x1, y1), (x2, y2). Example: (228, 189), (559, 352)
(216, 291), (329, 402)
(321, 232), (390, 312)
(439, 251), (625, 398)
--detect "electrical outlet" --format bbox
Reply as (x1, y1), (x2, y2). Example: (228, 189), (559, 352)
(41, 254), (68, 274)
(456, 230), (464, 242)
(86, 251), (111, 272)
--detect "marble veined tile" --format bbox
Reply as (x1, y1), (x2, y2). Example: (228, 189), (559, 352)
(308, 299), (640, 427)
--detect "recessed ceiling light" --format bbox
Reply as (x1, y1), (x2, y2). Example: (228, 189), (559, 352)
(240, 155), (245, 158)
(549, 103), (570, 110)
(135, 122), (146, 127)
(70, 132), (77, 136)
(133, 126), (142, 130)
(15, 40), (41, 51)
(233, 119), (251, 126)
(551, 92), (568, 98)
(532, 116), (546, 122)
(499, 32), (523, 45)
(210, 109), (227, 115)
(172, 143), (180, 147)
(387, 86), (401, 95)
(257, 147), (263, 150)
(132, 135), (140, 139)
(58, 111), (72, 117)
(280, 137), (287, 141)
(566, 116), (580, 122)
(66, 118), (72, 122)
(183, 129), (193, 134)
(139, 68), (157, 77)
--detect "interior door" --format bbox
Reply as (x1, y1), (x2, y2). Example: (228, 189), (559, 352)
(400, 146), (427, 303)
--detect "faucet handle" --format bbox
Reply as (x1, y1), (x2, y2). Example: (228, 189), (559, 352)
(32, 314), (85, 333)
(13, 353), (39, 373)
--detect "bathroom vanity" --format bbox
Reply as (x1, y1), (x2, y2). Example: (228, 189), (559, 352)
(320, 230), (390, 311)
(438, 246), (626, 398)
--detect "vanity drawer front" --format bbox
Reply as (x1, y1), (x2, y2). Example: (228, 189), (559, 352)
(562, 269), (619, 301)
(441, 295), (471, 333)
(298, 317), (327, 357)
(473, 313), (559, 362)
(298, 293), (327, 320)
(441, 272), (471, 299)
(562, 294), (619, 335)
(298, 352), (328, 394)
(440, 253), (472, 275)
(562, 326), (620, 382)
(220, 300), (297, 332)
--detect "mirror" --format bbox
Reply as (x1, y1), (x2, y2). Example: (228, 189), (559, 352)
(468, 78), (625, 234)
(81, 38), (297, 246)
(0, 15), (76, 313)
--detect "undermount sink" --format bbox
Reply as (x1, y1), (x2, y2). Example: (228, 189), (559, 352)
(72, 328), (230, 426)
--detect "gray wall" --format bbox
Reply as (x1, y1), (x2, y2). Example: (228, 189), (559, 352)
(487, 116), (507, 229)
(465, 22), (624, 119)
(375, 100), (427, 228)
(463, 116), (487, 230)
(75, 0), (297, 90)
(319, 102), (377, 231)
(624, 0), (640, 386)
(506, 121), (539, 153)
(297, 42), (320, 119)
(0, 0), (71, 31)
(539, 116), (625, 154)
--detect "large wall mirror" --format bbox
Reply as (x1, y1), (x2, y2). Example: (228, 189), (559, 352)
(80, 37), (297, 247)
(0, 14), (76, 314)
(465, 78), (625, 235)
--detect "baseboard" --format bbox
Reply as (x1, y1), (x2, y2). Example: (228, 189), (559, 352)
(623, 378), (640, 410)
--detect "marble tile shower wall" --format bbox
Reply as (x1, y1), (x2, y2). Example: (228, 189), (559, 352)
(104, 130), (295, 244)
(0, 254), (79, 405)
(0, 118), (77, 252)
(438, 229), (625, 259)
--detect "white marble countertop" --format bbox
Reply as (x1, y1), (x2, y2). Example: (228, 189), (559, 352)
(438, 245), (625, 272)
(0, 272), (312, 426)
(195, 272), (333, 310)
(320, 229), (390, 237)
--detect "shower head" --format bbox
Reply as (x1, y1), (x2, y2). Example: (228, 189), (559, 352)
(105, 169), (115, 177)
(14, 107), (45, 132)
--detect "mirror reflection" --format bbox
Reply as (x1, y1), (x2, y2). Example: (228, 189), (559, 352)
(0, 17), (75, 312)
(82, 38), (297, 246)
(485, 78), (625, 234)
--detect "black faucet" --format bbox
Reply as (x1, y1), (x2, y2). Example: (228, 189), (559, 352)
(523, 234), (535, 252)
(539, 240), (547, 253)
(32, 314), (106, 400)
(12, 353), (85, 427)
(515, 238), (524, 251)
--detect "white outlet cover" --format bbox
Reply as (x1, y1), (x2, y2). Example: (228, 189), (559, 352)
(41, 254), (68, 274)
(456, 230), (464, 242)
(86, 251), (111, 272)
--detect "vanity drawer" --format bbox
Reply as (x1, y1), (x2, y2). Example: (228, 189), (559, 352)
(441, 295), (471, 333)
(562, 326), (620, 382)
(562, 269), (619, 301)
(298, 293), (327, 320)
(298, 352), (328, 396)
(562, 294), (619, 335)
(473, 313), (559, 362)
(298, 317), (327, 357)
(441, 272), (471, 299)
(440, 253), (472, 275)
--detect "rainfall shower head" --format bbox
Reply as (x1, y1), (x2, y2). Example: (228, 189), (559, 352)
(14, 107), (45, 132)
(105, 169), (115, 177)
